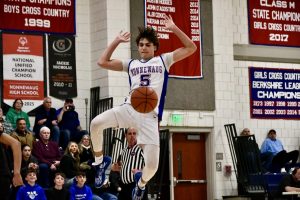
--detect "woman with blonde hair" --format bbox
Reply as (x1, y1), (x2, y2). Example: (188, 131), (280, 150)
(59, 141), (80, 187)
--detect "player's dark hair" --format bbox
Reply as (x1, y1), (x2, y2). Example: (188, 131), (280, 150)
(136, 26), (159, 50)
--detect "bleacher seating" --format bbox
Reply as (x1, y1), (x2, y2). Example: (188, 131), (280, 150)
(224, 124), (287, 199)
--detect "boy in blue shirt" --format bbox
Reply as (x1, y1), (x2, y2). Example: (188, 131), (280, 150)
(69, 171), (94, 200)
(16, 169), (46, 200)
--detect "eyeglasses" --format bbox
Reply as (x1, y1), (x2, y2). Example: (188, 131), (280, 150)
(45, 101), (52, 103)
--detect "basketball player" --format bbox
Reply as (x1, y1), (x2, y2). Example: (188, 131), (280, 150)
(91, 14), (196, 199)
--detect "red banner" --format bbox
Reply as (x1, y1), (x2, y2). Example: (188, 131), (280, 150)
(2, 33), (45, 112)
(145, 0), (202, 78)
(248, 0), (300, 47)
(0, 0), (75, 34)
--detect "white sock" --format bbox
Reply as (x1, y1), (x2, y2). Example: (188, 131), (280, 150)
(93, 155), (103, 165)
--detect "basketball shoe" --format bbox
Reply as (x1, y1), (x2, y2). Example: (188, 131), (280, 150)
(94, 156), (112, 188)
(132, 171), (145, 200)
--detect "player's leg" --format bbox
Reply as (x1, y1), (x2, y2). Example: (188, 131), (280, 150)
(90, 109), (118, 164)
(132, 144), (159, 200)
(140, 144), (160, 186)
(90, 109), (118, 188)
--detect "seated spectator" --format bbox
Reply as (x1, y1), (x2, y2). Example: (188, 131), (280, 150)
(78, 136), (117, 200)
(16, 169), (47, 200)
(21, 144), (39, 181)
(240, 128), (272, 172)
(78, 134), (97, 186)
(59, 141), (80, 187)
(57, 98), (88, 147)
(261, 129), (299, 173)
(32, 126), (61, 188)
(6, 98), (31, 130)
(11, 118), (35, 149)
(240, 128), (251, 136)
(46, 172), (70, 200)
(33, 97), (60, 143)
(79, 134), (94, 169)
(279, 167), (300, 199)
(0, 122), (23, 200)
(69, 171), (102, 200)
(0, 108), (14, 134)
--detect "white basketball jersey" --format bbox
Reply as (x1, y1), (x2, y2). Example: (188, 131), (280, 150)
(123, 52), (174, 120)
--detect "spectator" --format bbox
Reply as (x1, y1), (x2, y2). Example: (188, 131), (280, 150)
(240, 128), (251, 136)
(77, 135), (117, 200)
(59, 141), (80, 187)
(57, 98), (88, 147)
(261, 129), (299, 173)
(16, 169), (46, 200)
(279, 167), (300, 199)
(32, 126), (61, 188)
(79, 134), (94, 169)
(79, 134), (95, 185)
(11, 118), (35, 149)
(46, 172), (70, 200)
(6, 98), (31, 130)
(0, 107), (14, 134)
(69, 171), (101, 200)
(112, 127), (147, 200)
(33, 97), (60, 143)
(0, 122), (23, 200)
(21, 144), (39, 181)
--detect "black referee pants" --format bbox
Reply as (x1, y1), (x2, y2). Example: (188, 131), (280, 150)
(119, 181), (148, 200)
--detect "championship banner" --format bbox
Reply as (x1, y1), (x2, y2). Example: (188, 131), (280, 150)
(0, 0), (75, 34)
(2, 33), (45, 113)
(249, 67), (300, 119)
(145, 0), (202, 78)
(248, 0), (300, 47)
(48, 35), (77, 99)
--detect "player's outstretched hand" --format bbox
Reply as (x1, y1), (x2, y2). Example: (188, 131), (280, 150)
(163, 14), (176, 30)
(117, 31), (131, 43)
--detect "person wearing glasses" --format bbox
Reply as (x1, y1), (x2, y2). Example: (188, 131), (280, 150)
(6, 98), (31, 130)
(33, 97), (60, 142)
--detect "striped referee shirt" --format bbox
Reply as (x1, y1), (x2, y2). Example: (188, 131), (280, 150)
(119, 144), (145, 184)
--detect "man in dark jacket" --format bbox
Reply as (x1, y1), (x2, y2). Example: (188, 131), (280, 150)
(33, 97), (60, 143)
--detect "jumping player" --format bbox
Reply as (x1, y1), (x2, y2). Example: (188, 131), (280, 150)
(90, 14), (196, 199)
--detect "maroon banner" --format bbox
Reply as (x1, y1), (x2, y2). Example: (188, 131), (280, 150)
(0, 0), (75, 34)
(145, 0), (202, 78)
(248, 0), (300, 47)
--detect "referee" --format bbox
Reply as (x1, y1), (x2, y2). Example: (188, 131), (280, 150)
(112, 127), (148, 200)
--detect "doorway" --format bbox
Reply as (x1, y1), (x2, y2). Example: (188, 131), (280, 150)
(172, 132), (207, 200)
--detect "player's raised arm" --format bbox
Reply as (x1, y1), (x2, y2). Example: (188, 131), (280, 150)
(163, 15), (197, 63)
(97, 31), (131, 71)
